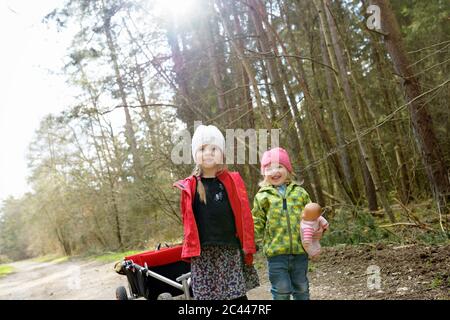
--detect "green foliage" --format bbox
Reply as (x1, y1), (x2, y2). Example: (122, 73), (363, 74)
(321, 209), (393, 246)
(321, 206), (450, 247)
(430, 272), (449, 290)
(32, 255), (69, 264)
(0, 198), (30, 261)
(0, 265), (14, 278)
(414, 230), (450, 245)
(92, 250), (142, 263)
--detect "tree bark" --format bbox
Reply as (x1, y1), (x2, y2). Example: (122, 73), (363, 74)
(280, 60), (325, 204)
(314, 0), (395, 221)
(230, 1), (256, 129)
(316, 17), (362, 204)
(371, 0), (449, 215)
(260, 0), (358, 204)
(216, 0), (271, 129)
(203, 1), (227, 112)
(323, 0), (381, 210)
(369, 34), (411, 203)
(247, 0), (304, 175)
(102, 7), (143, 181)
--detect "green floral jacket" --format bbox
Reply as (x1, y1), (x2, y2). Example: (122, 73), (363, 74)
(252, 182), (311, 258)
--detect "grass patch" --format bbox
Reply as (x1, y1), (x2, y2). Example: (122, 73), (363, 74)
(321, 209), (394, 247)
(92, 250), (142, 263)
(0, 265), (14, 278)
(51, 257), (69, 264)
(33, 255), (69, 264)
(321, 203), (450, 248)
(431, 277), (443, 288)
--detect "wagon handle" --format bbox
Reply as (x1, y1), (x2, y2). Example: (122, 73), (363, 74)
(176, 272), (192, 300)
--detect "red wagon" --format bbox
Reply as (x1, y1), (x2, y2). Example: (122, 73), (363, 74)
(115, 244), (192, 300)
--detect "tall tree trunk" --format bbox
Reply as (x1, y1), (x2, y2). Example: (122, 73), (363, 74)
(257, 0), (358, 204)
(318, 28), (362, 202)
(247, 0), (304, 177)
(216, 0), (271, 129)
(102, 9), (143, 181)
(203, 1), (227, 113)
(230, 1), (256, 129)
(314, 0), (395, 221)
(95, 118), (124, 249)
(166, 17), (209, 129)
(131, 52), (159, 151)
(323, 0), (380, 210)
(369, 34), (411, 203)
(281, 69), (322, 202)
(371, 0), (449, 218)
(259, 58), (277, 121)
(279, 60), (326, 205)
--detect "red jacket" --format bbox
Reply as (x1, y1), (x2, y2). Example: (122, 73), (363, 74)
(173, 170), (256, 265)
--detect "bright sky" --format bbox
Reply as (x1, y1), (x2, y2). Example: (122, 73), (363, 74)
(0, 0), (78, 203)
(0, 0), (201, 204)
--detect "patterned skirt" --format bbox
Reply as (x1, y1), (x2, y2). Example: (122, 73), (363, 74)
(190, 245), (260, 300)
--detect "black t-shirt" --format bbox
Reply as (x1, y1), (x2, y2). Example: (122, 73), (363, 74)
(193, 177), (240, 248)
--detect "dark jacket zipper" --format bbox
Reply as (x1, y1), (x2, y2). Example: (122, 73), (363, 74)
(283, 197), (293, 254)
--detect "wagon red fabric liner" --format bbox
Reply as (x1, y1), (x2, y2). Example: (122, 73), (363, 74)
(125, 245), (183, 267)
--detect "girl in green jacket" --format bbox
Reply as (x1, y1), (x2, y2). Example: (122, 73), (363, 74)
(252, 147), (311, 300)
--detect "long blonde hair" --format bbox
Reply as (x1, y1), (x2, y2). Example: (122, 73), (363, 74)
(192, 162), (228, 204)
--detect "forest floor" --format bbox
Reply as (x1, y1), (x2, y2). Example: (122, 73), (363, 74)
(0, 243), (448, 300)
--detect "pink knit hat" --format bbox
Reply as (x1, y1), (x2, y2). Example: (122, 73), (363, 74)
(260, 147), (293, 174)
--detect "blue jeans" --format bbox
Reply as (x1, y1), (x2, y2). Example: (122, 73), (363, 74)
(267, 254), (309, 300)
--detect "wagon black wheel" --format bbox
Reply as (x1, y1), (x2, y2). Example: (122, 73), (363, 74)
(116, 286), (128, 300)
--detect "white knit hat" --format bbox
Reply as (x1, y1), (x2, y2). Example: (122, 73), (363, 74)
(191, 125), (225, 160)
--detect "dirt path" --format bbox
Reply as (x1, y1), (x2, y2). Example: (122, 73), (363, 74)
(0, 258), (127, 300)
(0, 244), (448, 300)
(306, 243), (449, 300)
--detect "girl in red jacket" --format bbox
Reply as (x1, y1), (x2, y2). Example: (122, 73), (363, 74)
(173, 124), (259, 300)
